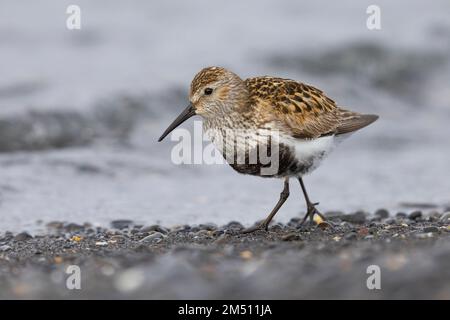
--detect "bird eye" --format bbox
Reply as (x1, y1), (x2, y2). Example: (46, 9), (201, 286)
(204, 88), (213, 95)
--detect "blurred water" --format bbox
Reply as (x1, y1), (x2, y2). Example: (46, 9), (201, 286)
(0, 0), (449, 232)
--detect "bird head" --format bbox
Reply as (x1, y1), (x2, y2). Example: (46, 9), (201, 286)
(158, 66), (247, 142)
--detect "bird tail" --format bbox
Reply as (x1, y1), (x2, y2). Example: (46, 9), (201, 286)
(335, 108), (379, 135)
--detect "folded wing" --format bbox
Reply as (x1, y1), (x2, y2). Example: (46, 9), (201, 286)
(245, 77), (378, 139)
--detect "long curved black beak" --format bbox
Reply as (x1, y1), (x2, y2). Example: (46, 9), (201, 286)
(158, 103), (196, 142)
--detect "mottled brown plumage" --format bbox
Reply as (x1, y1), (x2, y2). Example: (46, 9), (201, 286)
(245, 76), (378, 139)
(187, 67), (378, 140)
(158, 66), (379, 232)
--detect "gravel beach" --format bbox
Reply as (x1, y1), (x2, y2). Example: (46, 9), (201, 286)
(1, 209), (450, 299)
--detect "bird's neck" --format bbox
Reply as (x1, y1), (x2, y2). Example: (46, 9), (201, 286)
(203, 107), (256, 132)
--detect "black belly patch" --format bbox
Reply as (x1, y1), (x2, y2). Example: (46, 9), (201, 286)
(226, 142), (313, 177)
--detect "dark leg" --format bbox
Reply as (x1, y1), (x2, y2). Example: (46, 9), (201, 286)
(298, 177), (325, 225)
(242, 178), (290, 233)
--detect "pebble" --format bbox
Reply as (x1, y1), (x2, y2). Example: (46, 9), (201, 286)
(282, 233), (301, 241)
(198, 223), (218, 231)
(269, 223), (284, 232)
(317, 222), (332, 230)
(65, 223), (84, 232)
(428, 211), (442, 222)
(95, 241), (108, 246)
(110, 235), (126, 242)
(111, 220), (134, 229)
(358, 227), (369, 237)
(0, 245), (12, 252)
(211, 230), (224, 237)
(324, 211), (345, 220)
(140, 232), (165, 243)
(423, 226), (439, 233)
(239, 250), (253, 260)
(341, 211), (366, 224)
(344, 232), (357, 240)
(141, 225), (170, 235)
(287, 218), (301, 227)
(385, 218), (396, 225)
(440, 212), (450, 222)
(46, 221), (64, 229)
(171, 225), (191, 232)
(193, 230), (210, 238)
(370, 216), (382, 222)
(408, 211), (422, 220)
(415, 232), (434, 239)
(14, 232), (33, 241)
(375, 209), (389, 219)
(213, 234), (229, 245)
(222, 221), (244, 231)
(396, 212), (407, 219)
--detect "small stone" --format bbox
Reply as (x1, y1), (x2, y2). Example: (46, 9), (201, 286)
(369, 227), (378, 234)
(282, 233), (301, 241)
(54, 256), (63, 264)
(190, 226), (200, 232)
(95, 241), (109, 246)
(223, 221), (244, 231)
(269, 223), (283, 232)
(198, 223), (218, 231)
(423, 226), (439, 233)
(317, 222), (332, 230)
(171, 224), (191, 232)
(111, 220), (134, 229)
(193, 229), (210, 238)
(239, 250), (253, 260)
(287, 217), (301, 227)
(358, 227), (369, 237)
(396, 212), (407, 219)
(46, 221), (64, 229)
(440, 212), (450, 222)
(141, 225), (169, 234)
(213, 234), (229, 245)
(0, 245), (12, 252)
(415, 232), (433, 239)
(408, 211), (422, 220)
(140, 232), (165, 243)
(70, 235), (83, 242)
(110, 235), (126, 242)
(428, 211), (442, 222)
(385, 218), (396, 225)
(65, 223), (84, 232)
(370, 216), (381, 222)
(341, 211), (367, 224)
(14, 232), (33, 241)
(375, 209), (389, 219)
(344, 232), (357, 240)
(211, 230), (224, 237)
(324, 211), (345, 221)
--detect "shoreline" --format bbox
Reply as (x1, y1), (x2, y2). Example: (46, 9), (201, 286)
(1, 209), (450, 299)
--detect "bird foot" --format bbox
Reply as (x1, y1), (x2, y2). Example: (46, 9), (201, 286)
(300, 202), (326, 226)
(241, 222), (269, 234)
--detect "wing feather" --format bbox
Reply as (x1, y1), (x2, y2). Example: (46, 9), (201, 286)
(245, 77), (378, 138)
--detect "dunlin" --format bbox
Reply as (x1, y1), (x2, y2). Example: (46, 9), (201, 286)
(158, 67), (378, 233)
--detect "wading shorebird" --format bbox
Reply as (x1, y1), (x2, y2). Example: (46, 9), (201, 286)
(158, 67), (378, 233)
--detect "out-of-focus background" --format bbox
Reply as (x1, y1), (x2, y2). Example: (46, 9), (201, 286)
(1, 0), (449, 232)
